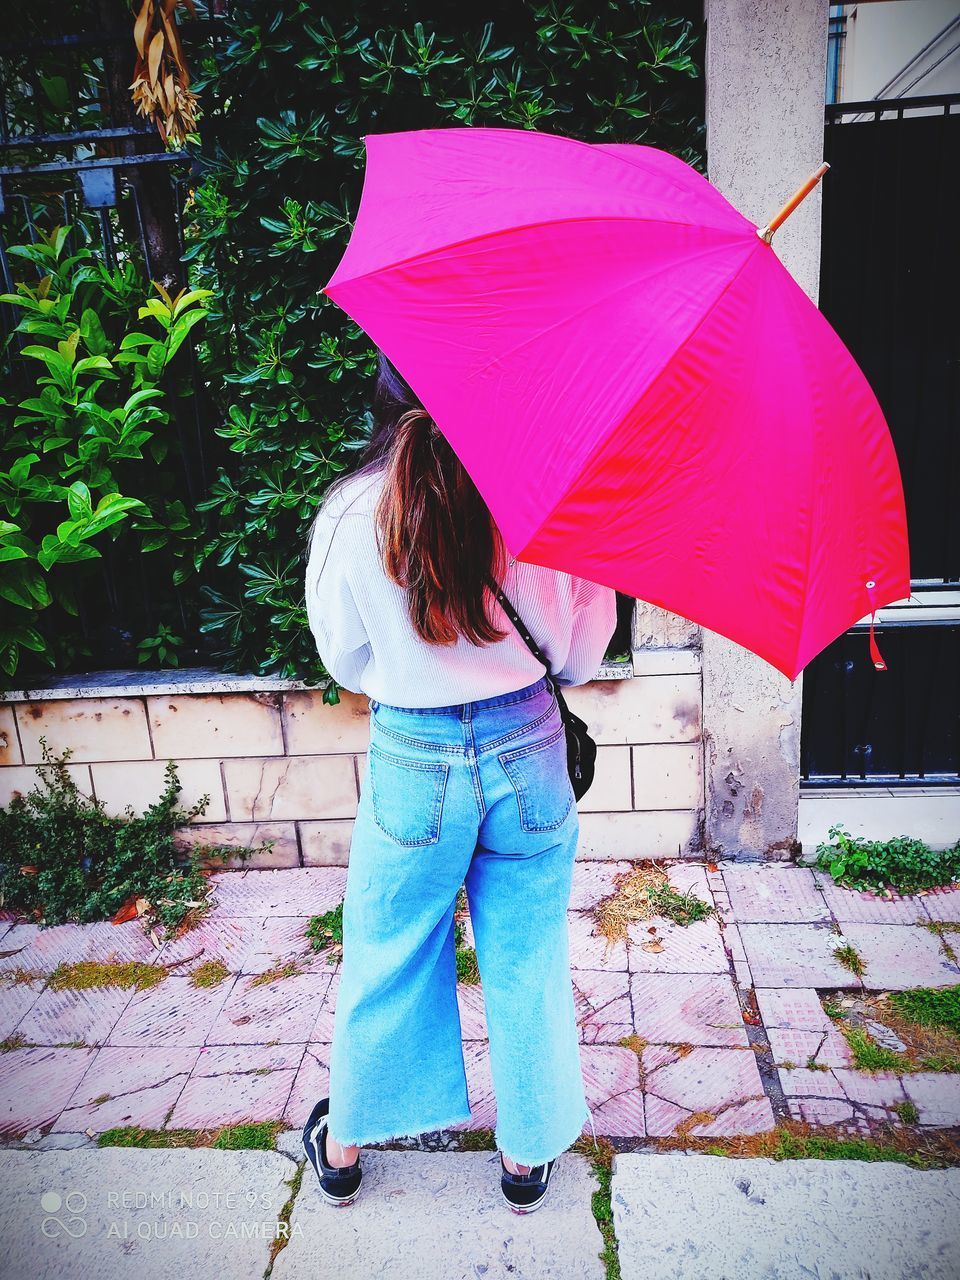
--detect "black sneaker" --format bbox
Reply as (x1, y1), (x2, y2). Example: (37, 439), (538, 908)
(302, 1097), (363, 1207)
(500, 1152), (556, 1214)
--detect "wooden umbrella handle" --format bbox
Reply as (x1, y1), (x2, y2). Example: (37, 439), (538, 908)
(757, 162), (830, 243)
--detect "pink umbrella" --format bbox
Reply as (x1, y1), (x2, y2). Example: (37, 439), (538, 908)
(323, 127), (910, 681)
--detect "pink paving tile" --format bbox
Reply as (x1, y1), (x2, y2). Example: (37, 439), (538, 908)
(721, 865), (830, 923)
(310, 968), (341, 1041)
(767, 1026), (852, 1069)
(695, 1097), (776, 1137)
(739, 923), (861, 988)
(238, 916), (335, 974)
(106, 974), (238, 1047)
(571, 968), (632, 1044)
(901, 1072), (960, 1127)
(51, 1045), (199, 1132)
(568, 860), (635, 912)
(206, 868), (347, 918)
(666, 862), (713, 900)
(918, 886), (960, 923)
(456, 983), (488, 1040)
(566, 911), (627, 971)
(0, 1045), (97, 1136)
(155, 916), (253, 974)
(284, 1043), (332, 1128)
(0, 976), (44, 1039)
(589, 1085), (646, 1137)
(169, 1043), (303, 1127)
(777, 1066), (847, 1098)
(644, 1046), (773, 1136)
(812, 872), (932, 925)
(0, 924), (85, 973)
(836, 923), (960, 990)
(579, 1044), (643, 1119)
(16, 985), (133, 1047)
(642, 1092), (690, 1136)
(626, 916), (728, 974)
(719, 920), (746, 962)
(808, 1029), (855, 1070)
(630, 972), (749, 1047)
(754, 987), (834, 1031)
(207, 971), (332, 1044)
(833, 1068), (906, 1108)
(787, 1097), (861, 1127)
(461, 1039), (497, 1129)
(0, 920), (158, 974)
(643, 1044), (686, 1073)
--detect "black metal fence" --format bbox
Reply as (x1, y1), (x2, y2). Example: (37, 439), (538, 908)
(800, 94), (960, 785)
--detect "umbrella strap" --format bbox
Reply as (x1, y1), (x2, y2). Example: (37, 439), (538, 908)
(865, 579), (888, 672)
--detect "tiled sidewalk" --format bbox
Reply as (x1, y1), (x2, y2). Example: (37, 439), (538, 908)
(1, 862), (959, 1142)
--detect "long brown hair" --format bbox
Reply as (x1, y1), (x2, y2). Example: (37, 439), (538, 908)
(324, 354), (508, 646)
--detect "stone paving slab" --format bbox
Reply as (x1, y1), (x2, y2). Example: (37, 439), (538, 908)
(836, 923), (960, 990)
(51, 1046), (200, 1134)
(0, 1147), (294, 1279)
(739, 922), (862, 988)
(722, 865), (831, 923)
(919, 886), (960, 923)
(625, 916), (728, 973)
(811, 872), (932, 925)
(611, 1152), (960, 1279)
(629, 971), (749, 1046)
(276, 1150), (606, 1280)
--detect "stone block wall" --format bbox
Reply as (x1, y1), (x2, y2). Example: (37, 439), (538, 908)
(0, 654), (704, 866)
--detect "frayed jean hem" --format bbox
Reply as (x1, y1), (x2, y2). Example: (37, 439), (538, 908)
(496, 1103), (595, 1169)
(326, 1105), (475, 1149)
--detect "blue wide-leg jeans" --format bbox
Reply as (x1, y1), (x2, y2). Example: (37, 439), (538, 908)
(325, 675), (593, 1167)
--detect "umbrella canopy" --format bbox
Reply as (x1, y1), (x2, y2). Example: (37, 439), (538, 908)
(323, 127), (910, 681)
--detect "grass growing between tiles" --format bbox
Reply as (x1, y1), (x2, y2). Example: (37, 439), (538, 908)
(305, 902), (343, 964)
(825, 987), (960, 1074)
(833, 942), (867, 978)
(659, 1120), (960, 1169)
(266, 1160), (303, 1279)
(592, 862), (714, 951)
(571, 1134), (621, 1280)
(98, 1121), (283, 1150)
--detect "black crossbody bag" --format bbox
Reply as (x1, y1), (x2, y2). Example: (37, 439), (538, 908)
(485, 575), (598, 800)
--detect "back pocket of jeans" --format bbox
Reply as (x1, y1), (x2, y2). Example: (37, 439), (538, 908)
(498, 725), (574, 833)
(368, 743), (449, 846)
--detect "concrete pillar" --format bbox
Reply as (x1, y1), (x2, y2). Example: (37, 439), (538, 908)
(701, 0), (830, 857)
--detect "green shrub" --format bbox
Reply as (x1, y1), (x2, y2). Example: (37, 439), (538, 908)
(0, 738), (265, 932)
(815, 823), (960, 896)
(0, 225), (212, 679)
(184, 1), (704, 679)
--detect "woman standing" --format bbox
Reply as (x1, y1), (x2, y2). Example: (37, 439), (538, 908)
(301, 355), (617, 1214)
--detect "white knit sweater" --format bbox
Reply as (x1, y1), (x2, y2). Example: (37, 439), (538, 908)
(304, 469), (618, 708)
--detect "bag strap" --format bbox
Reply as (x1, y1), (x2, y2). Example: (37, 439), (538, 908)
(485, 572), (554, 676)
(485, 573), (576, 718)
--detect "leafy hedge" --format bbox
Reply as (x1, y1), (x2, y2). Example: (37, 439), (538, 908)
(0, 226), (213, 679)
(184, 1), (704, 679)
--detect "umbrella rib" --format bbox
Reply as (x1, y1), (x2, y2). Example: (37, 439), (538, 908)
(515, 239), (765, 565)
(467, 237), (751, 376)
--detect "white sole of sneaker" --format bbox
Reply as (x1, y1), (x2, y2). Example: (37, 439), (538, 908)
(500, 1186), (548, 1214)
(304, 1118), (362, 1207)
